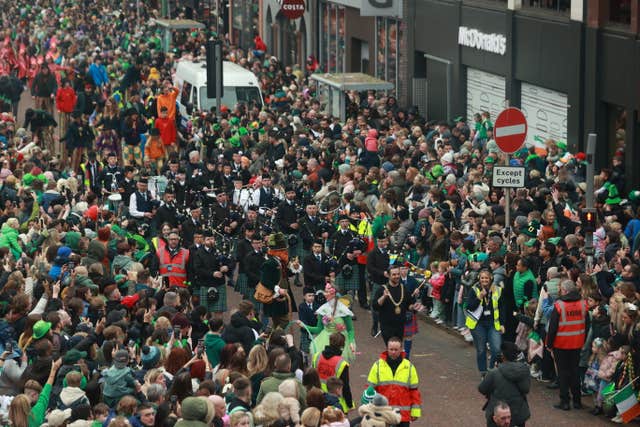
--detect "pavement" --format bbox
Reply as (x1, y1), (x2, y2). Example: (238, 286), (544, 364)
(225, 284), (614, 426)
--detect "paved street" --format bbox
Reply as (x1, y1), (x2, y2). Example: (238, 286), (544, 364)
(226, 285), (613, 426)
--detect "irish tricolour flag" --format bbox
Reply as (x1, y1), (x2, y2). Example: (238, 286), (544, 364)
(613, 381), (640, 423)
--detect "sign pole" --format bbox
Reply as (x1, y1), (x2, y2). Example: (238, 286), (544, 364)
(504, 152), (511, 245)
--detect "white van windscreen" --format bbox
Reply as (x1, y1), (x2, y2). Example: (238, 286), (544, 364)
(199, 87), (262, 112)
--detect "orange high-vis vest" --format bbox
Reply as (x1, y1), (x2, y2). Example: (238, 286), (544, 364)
(553, 299), (587, 350)
(157, 247), (189, 287)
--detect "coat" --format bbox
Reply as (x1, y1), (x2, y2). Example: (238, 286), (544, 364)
(478, 361), (531, 427)
(256, 371), (306, 409)
(0, 223), (21, 260)
(221, 311), (259, 352)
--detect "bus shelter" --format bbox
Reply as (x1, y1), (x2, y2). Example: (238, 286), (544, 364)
(152, 18), (206, 53)
(309, 73), (394, 121)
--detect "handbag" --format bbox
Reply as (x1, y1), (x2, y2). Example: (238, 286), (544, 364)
(254, 282), (275, 304)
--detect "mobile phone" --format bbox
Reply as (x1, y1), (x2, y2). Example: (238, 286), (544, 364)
(5, 342), (12, 353)
(173, 325), (181, 340)
(197, 339), (204, 357)
(162, 276), (170, 287)
(128, 339), (136, 348)
(67, 261), (75, 270)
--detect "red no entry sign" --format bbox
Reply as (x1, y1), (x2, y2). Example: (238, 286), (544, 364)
(494, 107), (527, 154)
(281, 0), (305, 20)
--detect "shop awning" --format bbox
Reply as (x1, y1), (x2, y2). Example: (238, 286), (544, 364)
(309, 73), (394, 91)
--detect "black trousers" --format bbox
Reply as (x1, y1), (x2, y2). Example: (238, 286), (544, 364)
(357, 264), (368, 306)
(553, 348), (581, 404)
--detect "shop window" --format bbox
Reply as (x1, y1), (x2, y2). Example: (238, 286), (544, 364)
(524, 0), (570, 13)
(320, 2), (345, 73)
(375, 17), (402, 92)
(609, 0), (631, 25)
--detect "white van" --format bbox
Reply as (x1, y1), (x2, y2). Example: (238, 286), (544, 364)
(174, 60), (264, 121)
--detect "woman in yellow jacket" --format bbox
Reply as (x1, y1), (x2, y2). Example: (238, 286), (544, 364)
(465, 269), (506, 377)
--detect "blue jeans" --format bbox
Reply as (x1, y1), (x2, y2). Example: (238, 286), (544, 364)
(471, 320), (502, 373)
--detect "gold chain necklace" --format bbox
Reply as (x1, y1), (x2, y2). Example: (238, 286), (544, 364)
(385, 284), (404, 314)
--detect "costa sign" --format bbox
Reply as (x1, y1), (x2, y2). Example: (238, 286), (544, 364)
(281, 0), (305, 20)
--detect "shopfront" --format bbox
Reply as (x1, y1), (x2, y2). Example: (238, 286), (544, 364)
(413, 1), (576, 151)
(262, 0), (312, 67)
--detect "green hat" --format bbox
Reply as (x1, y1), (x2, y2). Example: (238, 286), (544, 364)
(453, 116), (464, 122)
(361, 385), (377, 405)
(428, 164), (444, 181)
(484, 156), (495, 164)
(33, 320), (52, 339)
(548, 237), (562, 245)
(75, 275), (99, 290)
(524, 238), (540, 247)
(238, 127), (248, 136)
(229, 135), (241, 147)
(212, 124), (221, 132)
(520, 220), (540, 238)
(114, 274), (127, 283)
(229, 117), (240, 126)
(291, 170), (303, 180)
(267, 232), (287, 250)
(64, 231), (81, 252)
(629, 190), (640, 202)
(179, 397), (210, 425)
(63, 349), (88, 364)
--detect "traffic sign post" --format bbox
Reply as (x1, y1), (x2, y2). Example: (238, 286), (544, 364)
(494, 107), (528, 248)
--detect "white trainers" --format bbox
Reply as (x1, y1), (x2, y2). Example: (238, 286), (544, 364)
(611, 415), (623, 423)
(435, 319), (444, 325)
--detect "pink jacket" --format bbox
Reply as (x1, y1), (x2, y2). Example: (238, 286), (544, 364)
(429, 273), (445, 300)
(365, 129), (378, 152)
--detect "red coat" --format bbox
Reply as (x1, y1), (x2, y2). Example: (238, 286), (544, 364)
(155, 117), (176, 146)
(56, 87), (77, 113)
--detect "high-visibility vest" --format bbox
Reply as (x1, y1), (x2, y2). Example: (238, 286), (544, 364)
(367, 355), (421, 422)
(465, 285), (502, 331)
(312, 352), (351, 413)
(152, 236), (167, 252)
(357, 217), (373, 265)
(157, 246), (189, 287)
(553, 299), (587, 350)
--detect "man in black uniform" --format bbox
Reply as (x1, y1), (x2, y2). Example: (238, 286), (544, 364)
(154, 188), (179, 229)
(181, 205), (202, 248)
(276, 185), (300, 256)
(331, 215), (356, 258)
(235, 224), (256, 299)
(193, 229), (229, 320)
(298, 203), (322, 259)
(372, 265), (420, 345)
(367, 233), (390, 337)
(99, 152), (125, 195)
(245, 234), (267, 325)
(303, 239), (330, 292)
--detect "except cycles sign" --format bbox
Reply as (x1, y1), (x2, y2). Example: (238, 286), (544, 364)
(492, 166), (525, 188)
(281, 0), (305, 20)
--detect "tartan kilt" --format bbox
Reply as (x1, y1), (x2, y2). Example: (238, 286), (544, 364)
(296, 244), (310, 261)
(199, 285), (227, 313)
(369, 282), (382, 306)
(404, 313), (419, 337)
(335, 271), (360, 293)
(235, 272), (250, 297)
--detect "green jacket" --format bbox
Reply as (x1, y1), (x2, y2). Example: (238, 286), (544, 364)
(29, 382), (51, 427)
(0, 223), (21, 260)
(256, 371), (306, 409)
(204, 332), (226, 368)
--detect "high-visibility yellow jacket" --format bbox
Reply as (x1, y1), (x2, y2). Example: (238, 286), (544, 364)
(367, 352), (421, 422)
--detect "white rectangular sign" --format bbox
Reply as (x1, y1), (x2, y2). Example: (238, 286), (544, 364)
(492, 166), (526, 188)
(520, 82), (568, 150)
(466, 68), (505, 124)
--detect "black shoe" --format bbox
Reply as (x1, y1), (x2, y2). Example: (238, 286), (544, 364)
(547, 381), (560, 389)
(360, 303), (370, 310)
(553, 402), (570, 411)
(352, 315), (357, 321)
(371, 326), (378, 337)
(590, 406), (603, 415)
(573, 401), (583, 410)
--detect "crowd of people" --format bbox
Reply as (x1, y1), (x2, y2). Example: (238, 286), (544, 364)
(0, 0), (638, 426)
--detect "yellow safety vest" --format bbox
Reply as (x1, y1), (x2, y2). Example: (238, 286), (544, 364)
(465, 285), (502, 331)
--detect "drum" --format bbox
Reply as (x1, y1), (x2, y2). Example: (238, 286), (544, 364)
(107, 193), (122, 213)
